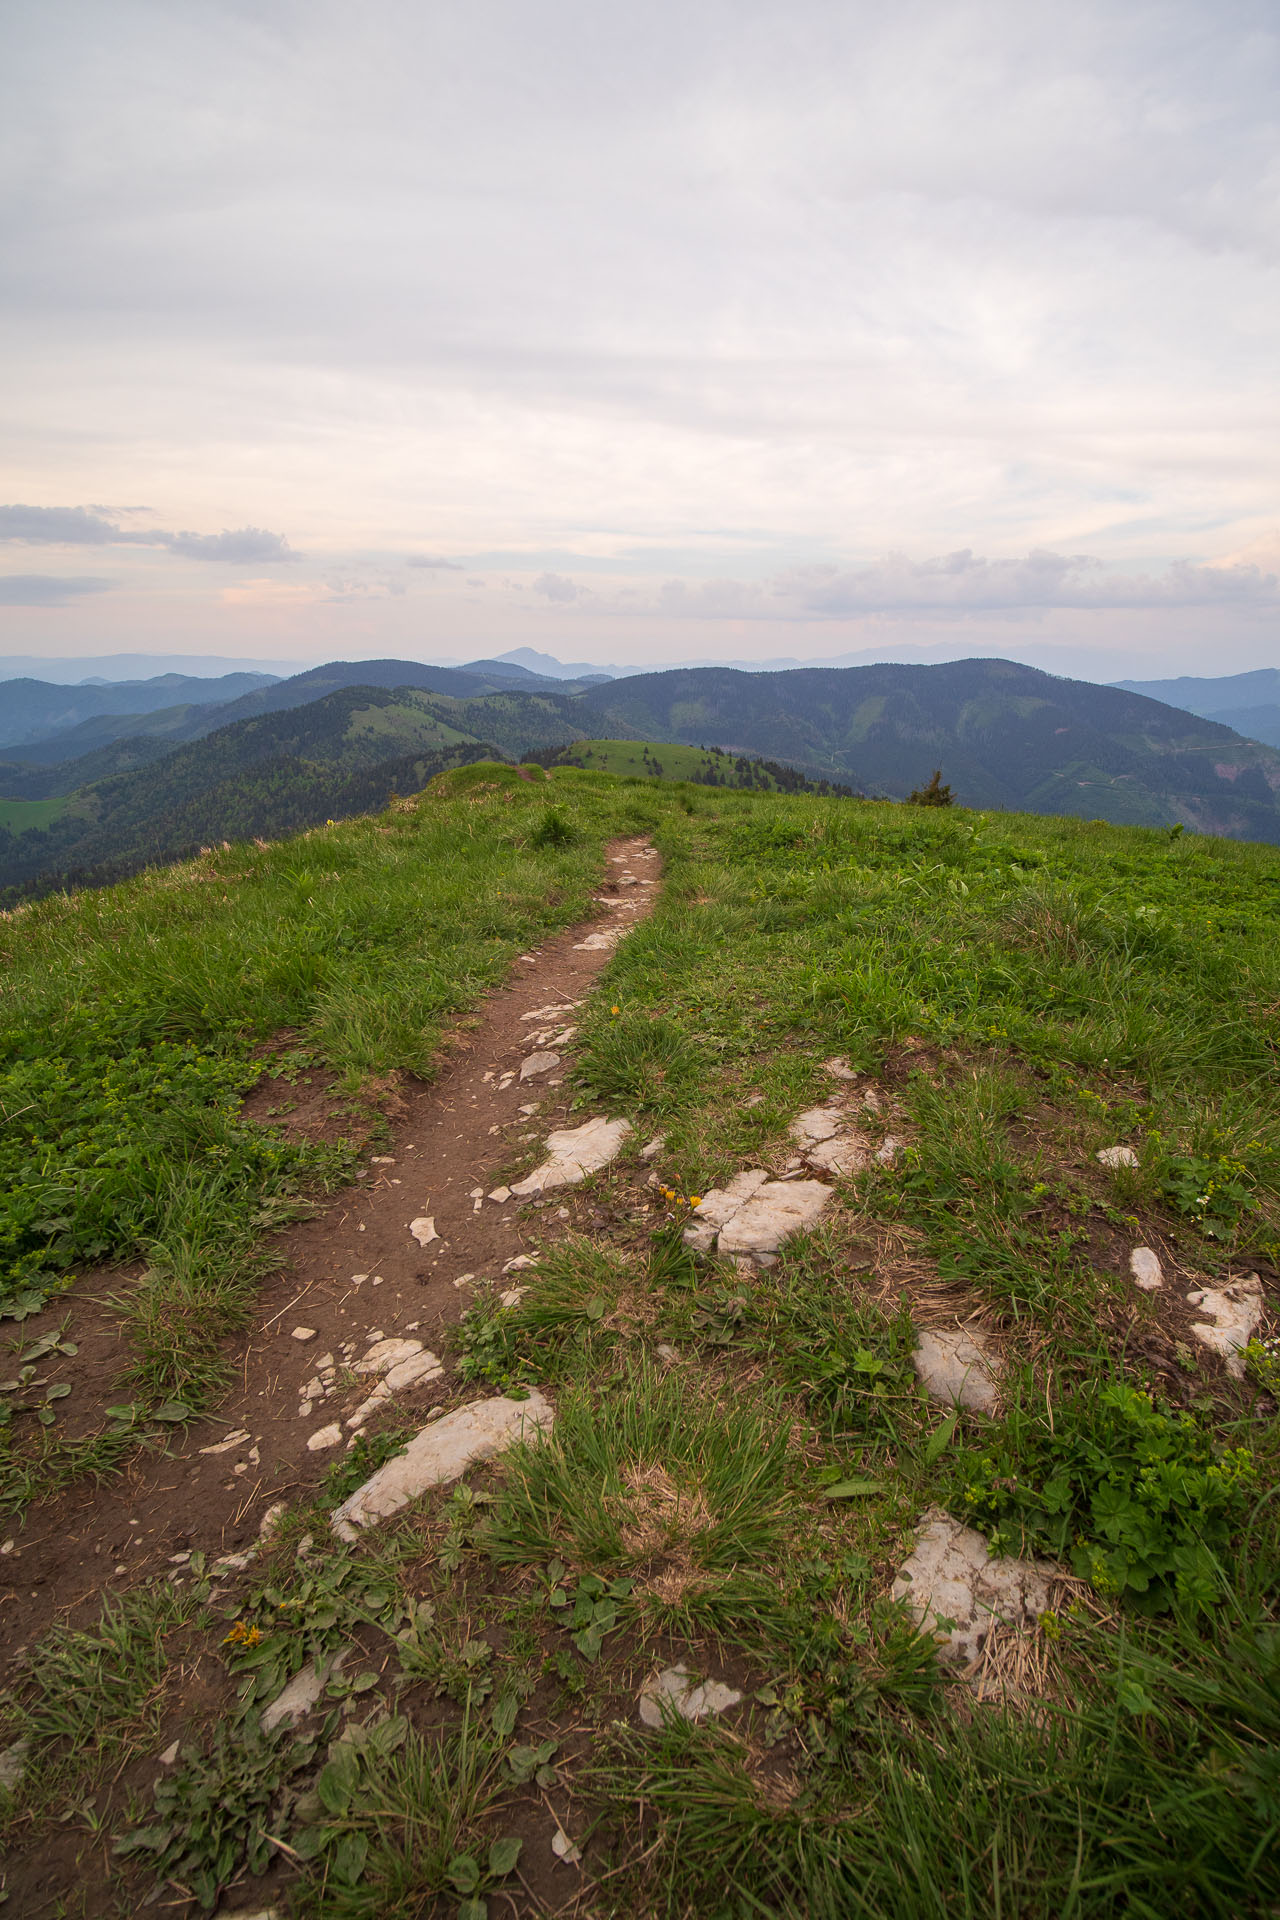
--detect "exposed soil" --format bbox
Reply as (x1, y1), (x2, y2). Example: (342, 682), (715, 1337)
(0, 838), (661, 1657)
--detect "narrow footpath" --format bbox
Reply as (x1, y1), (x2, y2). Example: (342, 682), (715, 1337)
(0, 837), (661, 1655)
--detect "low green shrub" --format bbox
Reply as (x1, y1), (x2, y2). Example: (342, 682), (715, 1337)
(953, 1382), (1256, 1613)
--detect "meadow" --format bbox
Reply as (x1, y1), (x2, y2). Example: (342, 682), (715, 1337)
(1, 768), (1278, 1916)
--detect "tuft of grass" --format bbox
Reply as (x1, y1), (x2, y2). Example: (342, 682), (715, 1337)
(486, 1360), (793, 1634)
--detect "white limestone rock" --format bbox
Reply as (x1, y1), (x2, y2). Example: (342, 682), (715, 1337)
(355, 1337), (423, 1375)
(306, 1423), (342, 1452)
(258, 1501), (288, 1541)
(684, 1168), (831, 1259)
(822, 1056), (858, 1080)
(520, 1051), (560, 1081)
(510, 1117), (632, 1197)
(806, 1131), (873, 1177)
(717, 1179), (832, 1258)
(409, 1216), (438, 1246)
(891, 1507), (1059, 1667)
(682, 1169), (771, 1251)
(913, 1327), (1001, 1414)
(789, 1106), (844, 1147)
(330, 1390), (555, 1541)
(261, 1653), (346, 1733)
(638, 1664), (742, 1728)
(1097, 1145), (1139, 1170)
(1129, 1246), (1164, 1292)
(1186, 1275), (1263, 1377)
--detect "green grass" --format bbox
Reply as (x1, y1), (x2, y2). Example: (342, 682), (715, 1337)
(6, 770), (1280, 1914)
(558, 738), (790, 785)
(0, 771), (663, 1513)
(0, 795), (70, 832)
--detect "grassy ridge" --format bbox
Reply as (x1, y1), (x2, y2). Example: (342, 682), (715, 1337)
(3, 771), (1280, 1914)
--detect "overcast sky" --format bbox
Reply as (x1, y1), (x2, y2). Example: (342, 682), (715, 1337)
(2, 0), (1278, 680)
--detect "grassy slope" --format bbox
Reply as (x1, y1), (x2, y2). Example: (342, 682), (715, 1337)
(0, 796), (71, 832)
(0, 767), (650, 1489)
(3, 771), (1279, 1915)
(551, 737), (850, 792)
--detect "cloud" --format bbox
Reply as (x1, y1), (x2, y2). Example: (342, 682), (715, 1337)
(405, 555), (464, 570)
(532, 572), (589, 603)
(618, 550), (1280, 621)
(0, 573), (112, 605)
(0, 505), (121, 545)
(164, 526), (296, 563)
(0, 505), (296, 563)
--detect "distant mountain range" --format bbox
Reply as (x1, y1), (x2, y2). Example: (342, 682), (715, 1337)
(0, 670), (277, 751)
(3, 654), (1280, 898)
(1113, 668), (1280, 749)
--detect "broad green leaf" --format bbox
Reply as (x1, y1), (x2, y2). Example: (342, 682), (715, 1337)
(489, 1835), (522, 1877)
(823, 1478), (884, 1499)
(447, 1853), (481, 1895)
(924, 1410), (959, 1464)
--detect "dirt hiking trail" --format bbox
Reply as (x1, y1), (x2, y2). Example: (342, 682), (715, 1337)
(0, 837), (661, 1656)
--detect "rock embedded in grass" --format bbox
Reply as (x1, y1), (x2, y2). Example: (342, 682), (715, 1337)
(261, 1653), (346, 1733)
(912, 1327), (1001, 1413)
(1129, 1246), (1163, 1291)
(330, 1390), (554, 1540)
(1096, 1145), (1139, 1170)
(0, 1739), (30, 1793)
(685, 1168), (832, 1260)
(510, 1116), (632, 1196)
(1186, 1274), (1263, 1376)
(891, 1507), (1061, 1670)
(638, 1664), (743, 1727)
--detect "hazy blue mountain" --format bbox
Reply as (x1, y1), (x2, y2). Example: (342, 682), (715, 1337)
(1204, 704), (1280, 750)
(0, 671), (278, 750)
(1112, 668), (1280, 719)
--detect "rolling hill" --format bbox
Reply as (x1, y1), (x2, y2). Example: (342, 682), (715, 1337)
(0, 685), (588, 896)
(573, 657), (1280, 840)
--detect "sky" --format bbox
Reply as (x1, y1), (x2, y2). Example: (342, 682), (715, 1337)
(1, 0), (1278, 683)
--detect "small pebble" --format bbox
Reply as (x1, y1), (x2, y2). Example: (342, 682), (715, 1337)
(291, 1327), (317, 1342)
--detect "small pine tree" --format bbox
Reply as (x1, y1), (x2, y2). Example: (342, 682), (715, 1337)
(907, 769), (953, 807)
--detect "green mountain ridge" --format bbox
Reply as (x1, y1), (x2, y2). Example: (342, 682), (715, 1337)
(573, 657), (1280, 839)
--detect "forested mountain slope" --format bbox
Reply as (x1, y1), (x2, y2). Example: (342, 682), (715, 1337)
(575, 656), (1280, 839)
